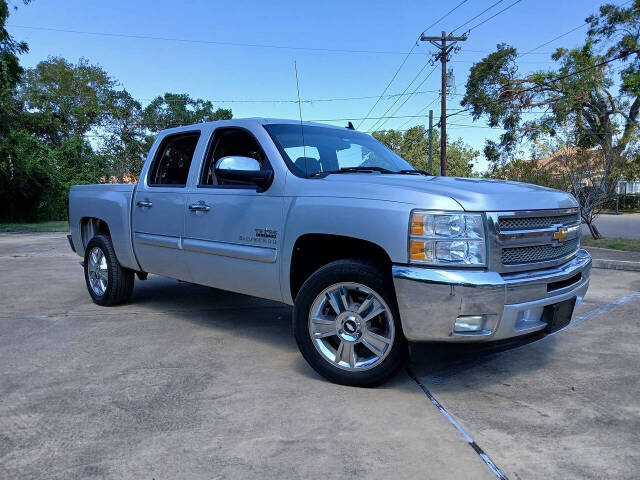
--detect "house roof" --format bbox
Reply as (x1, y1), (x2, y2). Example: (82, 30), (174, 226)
(536, 147), (605, 173)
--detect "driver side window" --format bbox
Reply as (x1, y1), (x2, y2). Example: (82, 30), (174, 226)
(200, 128), (269, 186)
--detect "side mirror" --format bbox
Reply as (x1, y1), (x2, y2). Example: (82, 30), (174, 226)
(214, 156), (273, 189)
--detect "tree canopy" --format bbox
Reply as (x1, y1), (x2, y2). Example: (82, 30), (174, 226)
(0, 0), (234, 221)
(461, 0), (640, 236)
(373, 126), (477, 177)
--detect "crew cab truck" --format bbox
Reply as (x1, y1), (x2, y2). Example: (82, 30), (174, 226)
(68, 118), (591, 387)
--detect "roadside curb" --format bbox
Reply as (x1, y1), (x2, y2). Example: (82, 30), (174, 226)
(591, 258), (640, 272)
(584, 246), (640, 272)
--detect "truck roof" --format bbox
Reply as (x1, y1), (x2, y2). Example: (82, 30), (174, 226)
(157, 118), (350, 136)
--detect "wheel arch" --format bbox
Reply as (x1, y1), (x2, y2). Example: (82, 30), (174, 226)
(80, 217), (112, 252)
(289, 233), (393, 302)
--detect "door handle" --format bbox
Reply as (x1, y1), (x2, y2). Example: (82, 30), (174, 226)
(188, 202), (211, 212)
(136, 200), (153, 208)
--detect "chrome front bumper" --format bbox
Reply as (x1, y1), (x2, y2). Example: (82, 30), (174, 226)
(392, 249), (591, 342)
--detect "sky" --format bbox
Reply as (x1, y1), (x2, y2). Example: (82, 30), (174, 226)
(6, 0), (618, 172)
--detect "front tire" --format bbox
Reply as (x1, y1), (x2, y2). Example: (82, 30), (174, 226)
(84, 235), (134, 306)
(293, 259), (407, 387)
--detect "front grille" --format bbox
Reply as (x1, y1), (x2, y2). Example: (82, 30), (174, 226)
(498, 212), (580, 232)
(501, 238), (580, 265)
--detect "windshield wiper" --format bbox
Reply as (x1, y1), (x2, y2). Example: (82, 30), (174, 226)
(310, 166), (394, 177)
(310, 166), (432, 178)
(397, 169), (432, 176)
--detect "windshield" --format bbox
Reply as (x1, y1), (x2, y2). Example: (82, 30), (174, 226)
(264, 124), (414, 178)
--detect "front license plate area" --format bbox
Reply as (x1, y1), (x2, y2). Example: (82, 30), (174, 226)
(542, 298), (576, 333)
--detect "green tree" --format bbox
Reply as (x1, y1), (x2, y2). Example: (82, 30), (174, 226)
(101, 89), (146, 179)
(373, 126), (477, 176)
(461, 1), (640, 237)
(0, 129), (54, 221)
(0, 0), (30, 135)
(48, 136), (109, 217)
(142, 93), (232, 131)
(487, 158), (562, 187)
(19, 57), (116, 146)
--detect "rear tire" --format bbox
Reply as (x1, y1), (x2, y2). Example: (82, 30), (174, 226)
(84, 235), (134, 306)
(293, 259), (407, 387)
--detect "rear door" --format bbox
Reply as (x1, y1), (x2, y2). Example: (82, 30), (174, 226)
(183, 126), (285, 301)
(132, 130), (202, 280)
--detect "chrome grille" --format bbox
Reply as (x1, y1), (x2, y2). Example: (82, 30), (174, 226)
(498, 212), (580, 232)
(490, 208), (582, 271)
(501, 238), (580, 265)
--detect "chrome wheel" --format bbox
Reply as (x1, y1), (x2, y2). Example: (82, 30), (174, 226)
(87, 246), (108, 296)
(308, 282), (395, 371)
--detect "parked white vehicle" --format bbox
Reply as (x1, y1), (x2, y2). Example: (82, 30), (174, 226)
(68, 119), (591, 386)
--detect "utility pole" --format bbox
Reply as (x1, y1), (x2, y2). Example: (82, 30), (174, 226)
(428, 110), (433, 174)
(420, 31), (466, 176)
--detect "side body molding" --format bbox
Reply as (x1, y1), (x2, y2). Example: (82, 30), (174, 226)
(134, 233), (277, 264)
(182, 238), (277, 263)
(134, 232), (181, 250)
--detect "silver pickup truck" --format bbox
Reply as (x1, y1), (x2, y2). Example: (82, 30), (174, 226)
(68, 118), (591, 386)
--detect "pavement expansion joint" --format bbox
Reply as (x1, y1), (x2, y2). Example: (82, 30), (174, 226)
(407, 367), (509, 480)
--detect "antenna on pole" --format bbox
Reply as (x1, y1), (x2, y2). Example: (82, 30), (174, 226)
(294, 61), (307, 175)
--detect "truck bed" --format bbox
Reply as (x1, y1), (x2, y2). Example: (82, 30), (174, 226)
(68, 184), (139, 270)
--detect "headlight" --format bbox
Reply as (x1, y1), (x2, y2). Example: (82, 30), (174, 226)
(409, 211), (486, 266)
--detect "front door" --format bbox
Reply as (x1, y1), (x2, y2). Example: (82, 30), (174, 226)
(132, 131), (201, 280)
(183, 127), (284, 301)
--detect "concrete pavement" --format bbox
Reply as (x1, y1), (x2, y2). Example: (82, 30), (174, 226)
(0, 233), (492, 479)
(2, 233), (640, 479)
(412, 268), (640, 479)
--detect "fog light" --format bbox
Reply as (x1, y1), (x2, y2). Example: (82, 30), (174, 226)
(454, 315), (488, 333)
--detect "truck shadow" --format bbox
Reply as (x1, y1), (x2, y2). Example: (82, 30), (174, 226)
(131, 276), (295, 345)
(129, 277), (358, 383)
(408, 333), (558, 390)
(128, 275), (557, 388)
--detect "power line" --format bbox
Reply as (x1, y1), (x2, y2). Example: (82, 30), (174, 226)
(97, 113), (464, 129)
(7, 24), (438, 56)
(521, 0), (632, 56)
(365, 61), (433, 132)
(354, 44), (420, 129)
(444, 48), (638, 124)
(377, 0), (632, 134)
(355, 0), (469, 130)
(373, 65), (439, 131)
(365, 122), (507, 134)
(311, 114), (453, 122)
(400, 47), (637, 131)
(508, 49), (639, 97)
(448, 122), (506, 129)
(397, 97), (439, 130)
(448, 58), (555, 64)
(449, 0), (507, 34)
(520, 24), (587, 57)
(421, 0), (470, 33)
(463, 0), (524, 35)
(10, 24), (549, 56)
(136, 88), (464, 105)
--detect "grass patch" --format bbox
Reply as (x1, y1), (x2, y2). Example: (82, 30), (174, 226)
(582, 235), (640, 252)
(0, 221), (68, 233)
(600, 209), (640, 214)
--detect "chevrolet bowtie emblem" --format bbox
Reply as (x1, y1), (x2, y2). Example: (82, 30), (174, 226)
(553, 227), (568, 243)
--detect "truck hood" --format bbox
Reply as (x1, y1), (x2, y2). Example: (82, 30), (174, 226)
(319, 175), (578, 211)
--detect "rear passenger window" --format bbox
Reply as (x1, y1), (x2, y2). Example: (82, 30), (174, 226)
(148, 132), (200, 186)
